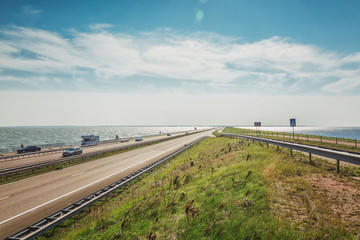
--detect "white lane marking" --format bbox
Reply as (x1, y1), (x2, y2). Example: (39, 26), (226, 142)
(0, 196), (10, 201)
(0, 142), (185, 225)
(71, 171), (85, 177)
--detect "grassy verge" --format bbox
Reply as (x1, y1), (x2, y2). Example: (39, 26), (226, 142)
(222, 127), (360, 154)
(224, 127), (358, 144)
(39, 137), (360, 239)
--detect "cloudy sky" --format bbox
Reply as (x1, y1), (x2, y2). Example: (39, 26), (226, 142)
(0, 0), (359, 126)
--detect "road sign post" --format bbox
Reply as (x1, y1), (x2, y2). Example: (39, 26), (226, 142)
(290, 118), (296, 139)
(254, 122), (261, 136)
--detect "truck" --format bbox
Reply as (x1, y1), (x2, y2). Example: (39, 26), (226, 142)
(81, 135), (100, 146)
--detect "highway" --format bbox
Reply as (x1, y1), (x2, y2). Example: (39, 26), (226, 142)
(0, 131), (189, 170)
(0, 130), (213, 239)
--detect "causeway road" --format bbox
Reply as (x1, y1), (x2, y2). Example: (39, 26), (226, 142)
(0, 131), (193, 170)
(0, 129), (213, 239)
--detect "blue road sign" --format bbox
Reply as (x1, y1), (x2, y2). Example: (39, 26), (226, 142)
(290, 118), (296, 127)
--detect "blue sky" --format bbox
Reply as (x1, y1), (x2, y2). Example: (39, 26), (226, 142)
(0, 0), (359, 126)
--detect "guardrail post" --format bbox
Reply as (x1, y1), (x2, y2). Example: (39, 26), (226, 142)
(337, 160), (340, 173)
(320, 136), (322, 142)
(267, 143), (269, 148)
(290, 148), (293, 157)
(307, 135), (308, 141)
(309, 153), (311, 163)
(355, 139), (357, 148)
(277, 146), (279, 151)
(336, 138), (337, 144)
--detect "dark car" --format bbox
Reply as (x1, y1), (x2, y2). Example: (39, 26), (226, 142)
(135, 136), (143, 141)
(62, 147), (83, 157)
(17, 146), (41, 153)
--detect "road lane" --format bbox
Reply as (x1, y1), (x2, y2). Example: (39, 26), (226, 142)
(0, 131), (192, 170)
(0, 129), (212, 239)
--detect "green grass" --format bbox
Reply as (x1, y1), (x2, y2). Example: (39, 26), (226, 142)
(222, 127), (360, 154)
(38, 136), (360, 240)
(223, 127), (358, 143)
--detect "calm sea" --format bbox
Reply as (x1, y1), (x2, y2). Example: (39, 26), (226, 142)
(0, 126), (208, 152)
(238, 126), (360, 140)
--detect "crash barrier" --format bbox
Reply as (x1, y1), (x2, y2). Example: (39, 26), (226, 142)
(0, 130), (211, 180)
(0, 129), (210, 162)
(228, 131), (359, 148)
(220, 133), (360, 172)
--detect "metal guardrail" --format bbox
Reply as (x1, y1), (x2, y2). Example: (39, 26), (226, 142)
(0, 130), (207, 162)
(0, 138), (136, 162)
(5, 136), (206, 240)
(0, 141), (155, 178)
(0, 139), (170, 178)
(220, 133), (360, 172)
(225, 130), (359, 147)
(0, 130), (211, 179)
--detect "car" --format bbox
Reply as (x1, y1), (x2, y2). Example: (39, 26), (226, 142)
(120, 138), (130, 143)
(17, 146), (41, 154)
(167, 133), (171, 136)
(135, 136), (143, 141)
(62, 147), (83, 157)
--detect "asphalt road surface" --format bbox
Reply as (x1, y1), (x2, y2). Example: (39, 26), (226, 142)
(0, 131), (191, 170)
(0, 130), (213, 239)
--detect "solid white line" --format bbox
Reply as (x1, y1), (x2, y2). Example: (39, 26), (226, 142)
(71, 171), (85, 177)
(0, 143), (183, 226)
(0, 196), (10, 201)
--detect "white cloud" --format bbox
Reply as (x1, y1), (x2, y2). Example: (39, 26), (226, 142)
(323, 76), (360, 93)
(89, 23), (114, 31)
(0, 26), (359, 94)
(21, 6), (42, 17)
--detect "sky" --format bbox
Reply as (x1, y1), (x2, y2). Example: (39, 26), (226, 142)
(0, 0), (359, 126)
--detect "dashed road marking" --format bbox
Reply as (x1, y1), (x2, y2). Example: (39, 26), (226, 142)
(0, 196), (10, 201)
(71, 171), (85, 177)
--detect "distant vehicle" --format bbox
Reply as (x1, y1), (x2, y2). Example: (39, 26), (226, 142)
(62, 147), (83, 157)
(81, 135), (100, 146)
(167, 133), (171, 136)
(17, 146), (41, 154)
(121, 138), (130, 143)
(135, 136), (143, 141)
(185, 132), (189, 135)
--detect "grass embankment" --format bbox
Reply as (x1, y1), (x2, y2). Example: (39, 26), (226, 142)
(40, 137), (360, 239)
(222, 127), (360, 154)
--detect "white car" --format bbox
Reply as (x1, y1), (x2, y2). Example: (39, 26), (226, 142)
(62, 147), (83, 157)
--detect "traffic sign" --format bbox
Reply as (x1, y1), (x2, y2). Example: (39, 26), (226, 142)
(290, 118), (296, 127)
(254, 122), (261, 127)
